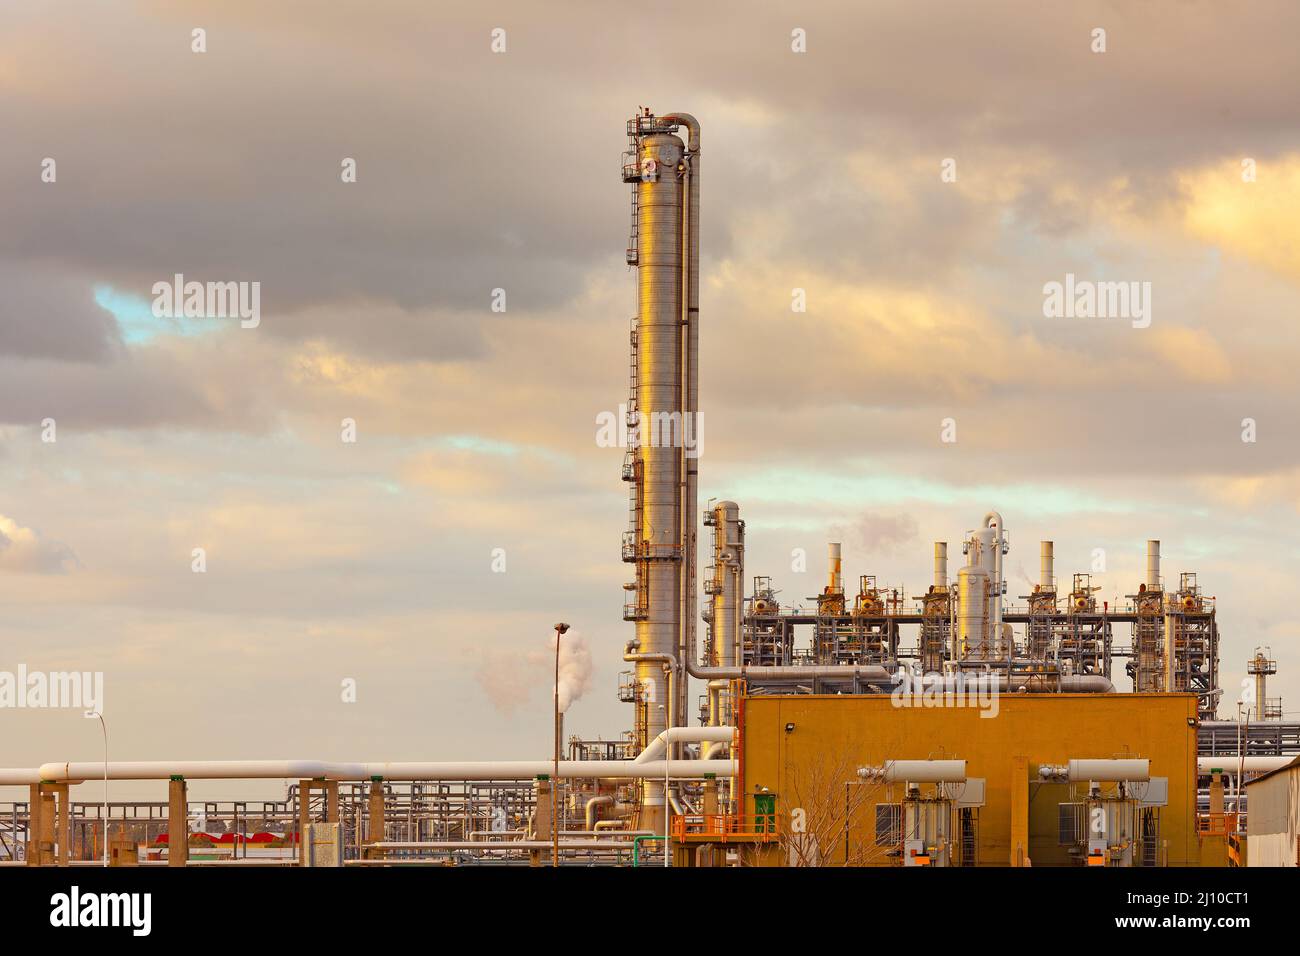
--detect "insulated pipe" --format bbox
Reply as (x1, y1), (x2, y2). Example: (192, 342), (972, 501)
(1013, 675), (1115, 693)
(635, 726), (735, 764)
(662, 110), (700, 738)
(1040, 541), (1054, 591)
(585, 795), (613, 829)
(683, 665), (1112, 693)
(688, 663), (894, 683)
(623, 643), (678, 739)
(30, 758), (738, 784)
(896, 673), (1115, 694)
(934, 542), (948, 589)
(858, 760), (966, 783)
(1067, 759), (1149, 782)
(1197, 756), (1290, 774)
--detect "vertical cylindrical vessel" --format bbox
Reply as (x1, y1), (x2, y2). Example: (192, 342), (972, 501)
(1252, 652), (1269, 715)
(958, 562), (990, 661)
(1146, 540), (1161, 590)
(635, 127), (684, 758)
(1040, 541), (1054, 591)
(933, 542), (948, 589)
(828, 542), (843, 594)
(709, 501), (744, 671)
(622, 111), (699, 832)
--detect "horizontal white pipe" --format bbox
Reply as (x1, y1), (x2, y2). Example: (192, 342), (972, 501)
(635, 726), (735, 764)
(859, 760), (966, 783)
(689, 664), (894, 681)
(22, 758), (736, 784)
(1068, 759), (1149, 782)
(1198, 756), (1291, 775)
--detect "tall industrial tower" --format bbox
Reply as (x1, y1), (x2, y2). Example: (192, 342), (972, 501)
(620, 109), (700, 830)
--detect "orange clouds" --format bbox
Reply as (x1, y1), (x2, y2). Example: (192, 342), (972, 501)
(1181, 155), (1300, 281)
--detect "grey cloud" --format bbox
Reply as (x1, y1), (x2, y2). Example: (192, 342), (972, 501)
(0, 263), (119, 361)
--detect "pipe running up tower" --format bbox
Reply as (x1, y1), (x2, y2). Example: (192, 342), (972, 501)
(621, 109), (700, 831)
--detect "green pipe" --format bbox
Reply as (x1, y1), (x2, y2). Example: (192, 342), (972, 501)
(632, 834), (666, 867)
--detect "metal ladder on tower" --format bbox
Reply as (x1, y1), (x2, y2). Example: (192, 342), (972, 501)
(625, 187), (639, 265)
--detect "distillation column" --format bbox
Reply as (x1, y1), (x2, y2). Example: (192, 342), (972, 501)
(621, 110), (699, 832)
(1026, 540), (1056, 661)
(1132, 540), (1163, 692)
(706, 500), (744, 722)
(920, 542), (951, 673)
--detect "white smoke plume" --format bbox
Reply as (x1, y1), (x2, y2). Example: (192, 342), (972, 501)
(475, 630), (594, 715)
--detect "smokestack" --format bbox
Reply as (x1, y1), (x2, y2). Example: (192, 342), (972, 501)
(1040, 541), (1054, 591)
(828, 542), (843, 593)
(1146, 540), (1161, 590)
(934, 542), (948, 589)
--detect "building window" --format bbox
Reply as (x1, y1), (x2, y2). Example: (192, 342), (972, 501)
(875, 804), (901, 846)
(1058, 803), (1083, 845)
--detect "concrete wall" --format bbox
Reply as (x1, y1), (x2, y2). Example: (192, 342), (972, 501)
(740, 693), (1202, 866)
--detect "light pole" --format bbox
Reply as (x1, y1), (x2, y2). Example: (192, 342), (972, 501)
(552, 622), (570, 868)
(84, 710), (108, 866)
(659, 703), (669, 867)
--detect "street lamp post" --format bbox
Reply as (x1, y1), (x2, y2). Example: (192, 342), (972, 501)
(552, 622), (570, 868)
(659, 703), (669, 868)
(84, 710), (108, 866)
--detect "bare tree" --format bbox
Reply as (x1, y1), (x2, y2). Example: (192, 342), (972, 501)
(772, 752), (893, 867)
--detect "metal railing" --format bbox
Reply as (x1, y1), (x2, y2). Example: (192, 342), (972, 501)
(671, 814), (778, 843)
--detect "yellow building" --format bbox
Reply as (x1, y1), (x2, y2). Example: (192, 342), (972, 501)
(739, 692), (1203, 866)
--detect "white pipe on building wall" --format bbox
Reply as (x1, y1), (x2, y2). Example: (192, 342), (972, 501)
(1067, 759), (1149, 782)
(858, 760), (967, 783)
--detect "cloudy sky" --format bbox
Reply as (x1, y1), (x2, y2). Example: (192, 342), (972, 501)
(3, 0), (1299, 801)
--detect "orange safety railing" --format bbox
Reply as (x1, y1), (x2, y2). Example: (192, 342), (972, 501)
(1197, 812), (1239, 836)
(671, 814), (778, 843)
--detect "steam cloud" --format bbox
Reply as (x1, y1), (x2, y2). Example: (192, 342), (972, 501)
(475, 630), (594, 716)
